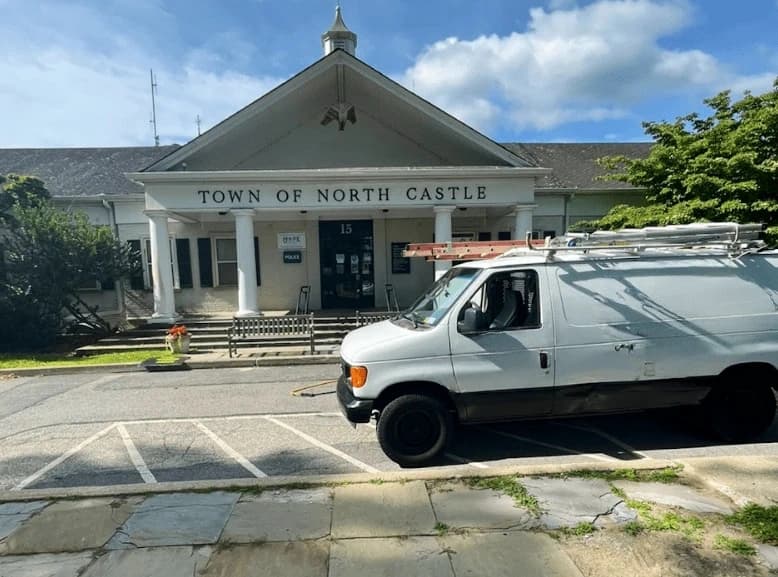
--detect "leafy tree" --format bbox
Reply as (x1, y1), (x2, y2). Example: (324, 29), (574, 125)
(573, 78), (778, 242)
(0, 175), (141, 349)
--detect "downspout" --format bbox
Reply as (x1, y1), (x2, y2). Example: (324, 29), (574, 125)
(101, 196), (126, 320)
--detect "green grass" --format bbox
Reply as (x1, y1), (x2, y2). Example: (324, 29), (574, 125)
(624, 521), (644, 536)
(713, 534), (757, 556)
(562, 465), (683, 484)
(727, 504), (778, 545)
(0, 350), (180, 369)
(622, 499), (704, 540)
(465, 476), (541, 516)
(556, 522), (597, 537)
(435, 522), (450, 536)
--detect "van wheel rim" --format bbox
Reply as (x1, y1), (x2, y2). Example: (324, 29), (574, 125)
(396, 410), (438, 452)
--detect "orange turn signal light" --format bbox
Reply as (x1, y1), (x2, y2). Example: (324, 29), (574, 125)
(350, 366), (368, 388)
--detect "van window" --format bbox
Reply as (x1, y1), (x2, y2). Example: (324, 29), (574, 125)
(459, 269), (540, 331)
(403, 267), (480, 326)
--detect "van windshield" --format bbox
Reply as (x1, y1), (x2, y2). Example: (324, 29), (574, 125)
(401, 267), (480, 327)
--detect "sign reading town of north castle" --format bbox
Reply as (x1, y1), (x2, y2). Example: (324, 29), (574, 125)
(145, 179), (534, 211)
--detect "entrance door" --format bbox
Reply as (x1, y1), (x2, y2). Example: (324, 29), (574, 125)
(319, 220), (375, 309)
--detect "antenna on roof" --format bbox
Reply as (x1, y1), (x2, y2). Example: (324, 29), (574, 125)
(149, 69), (160, 147)
(196, 114), (202, 136)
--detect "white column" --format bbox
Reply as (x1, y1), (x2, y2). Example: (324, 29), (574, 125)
(433, 206), (455, 280)
(513, 205), (535, 241)
(233, 209), (260, 317)
(146, 210), (178, 324)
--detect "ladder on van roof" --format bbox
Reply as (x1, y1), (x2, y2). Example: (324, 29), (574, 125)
(507, 222), (765, 258)
(401, 223), (765, 262)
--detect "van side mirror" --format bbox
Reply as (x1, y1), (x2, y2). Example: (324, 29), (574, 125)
(458, 307), (487, 334)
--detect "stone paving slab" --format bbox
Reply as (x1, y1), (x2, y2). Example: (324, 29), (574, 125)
(681, 456), (778, 506)
(221, 488), (332, 543)
(758, 544), (778, 570)
(331, 481), (436, 538)
(444, 532), (583, 577)
(429, 482), (536, 530)
(0, 552), (94, 577)
(80, 546), (212, 577)
(201, 541), (329, 577)
(329, 537), (452, 577)
(522, 477), (626, 529)
(0, 498), (135, 555)
(0, 501), (48, 542)
(106, 492), (239, 549)
(612, 480), (734, 514)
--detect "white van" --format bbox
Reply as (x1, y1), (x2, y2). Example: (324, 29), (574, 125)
(337, 224), (778, 467)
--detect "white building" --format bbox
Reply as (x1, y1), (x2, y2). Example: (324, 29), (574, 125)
(0, 8), (648, 324)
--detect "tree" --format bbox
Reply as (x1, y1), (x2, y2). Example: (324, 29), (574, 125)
(0, 175), (141, 349)
(573, 78), (778, 241)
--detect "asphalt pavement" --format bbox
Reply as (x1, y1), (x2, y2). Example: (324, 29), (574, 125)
(1, 366), (778, 492)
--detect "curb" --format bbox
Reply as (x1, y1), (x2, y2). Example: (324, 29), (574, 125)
(0, 355), (341, 377)
(0, 457), (677, 503)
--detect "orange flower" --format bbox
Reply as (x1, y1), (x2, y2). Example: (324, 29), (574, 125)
(166, 325), (188, 339)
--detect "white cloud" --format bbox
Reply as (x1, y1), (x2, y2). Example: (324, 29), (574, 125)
(402, 0), (776, 133)
(0, 1), (283, 147)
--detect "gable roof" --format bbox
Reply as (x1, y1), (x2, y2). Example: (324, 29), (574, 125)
(505, 143), (652, 190)
(145, 49), (533, 172)
(0, 145), (179, 197)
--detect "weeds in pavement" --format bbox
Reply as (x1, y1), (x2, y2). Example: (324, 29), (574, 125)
(620, 499), (704, 541)
(727, 504), (778, 545)
(561, 465), (683, 484)
(464, 476), (541, 516)
(435, 522), (450, 536)
(556, 522), (597, 538)
(713, 534), (757, 556)
(624, 521), (644, 536)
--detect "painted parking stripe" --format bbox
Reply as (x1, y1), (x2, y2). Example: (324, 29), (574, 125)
(117, 412), (342, 426)
(117, 424), (157, 484)
(264, 416), (380, 474)
(554, 422), (650, 459)
(194, 420), (268, 478)
(12, 423), (118, 490)
(444, 452), (490, 469)
(482, 427), (618, 463)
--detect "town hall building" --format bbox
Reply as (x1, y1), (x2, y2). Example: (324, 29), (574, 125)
(0, 8), (648, 324)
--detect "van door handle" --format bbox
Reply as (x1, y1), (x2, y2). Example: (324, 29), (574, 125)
(615, 343), (634, 352)
(539, 351), (549, 369)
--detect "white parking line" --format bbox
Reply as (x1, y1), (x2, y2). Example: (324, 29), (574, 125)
(117, 424), (157, 484)
(264, 416), (380, 474)
(483, 427), (618, 463)
(12, 423), (118, 490)
(444, 452), (490, 469)
(118, 412), (342, 426)
(555, 422), (650, 459)
(194, 420), (268, 478)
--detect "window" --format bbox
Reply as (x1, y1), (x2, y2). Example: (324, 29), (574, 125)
(215, 238), (238, 286)
(140, 237), (181, 290)
(459, 269), (540, 331)
(532, 230), (557, 240)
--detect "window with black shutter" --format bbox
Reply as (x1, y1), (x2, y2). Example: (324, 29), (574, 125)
(254, 236), (261, 286)
(127, 240), (145, 290)
(197, 238), (213, 288)
(176, 239), (193, 289)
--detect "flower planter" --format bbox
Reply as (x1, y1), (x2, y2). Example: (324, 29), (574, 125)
(166, 334), (191, 354)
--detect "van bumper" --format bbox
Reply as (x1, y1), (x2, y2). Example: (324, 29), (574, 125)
(337, 375), (374, 423)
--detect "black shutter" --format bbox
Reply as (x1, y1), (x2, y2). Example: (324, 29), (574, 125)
(254, 236), (261, 286)
(176, 238), (193, 289)
(127, 240), (145, 290)
(197, 238), (213, 288)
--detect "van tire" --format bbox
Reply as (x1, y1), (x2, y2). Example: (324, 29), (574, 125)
(376, 394), (452, 467)
(703, 384), (777, 442)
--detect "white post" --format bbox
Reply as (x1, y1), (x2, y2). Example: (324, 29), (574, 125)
(233, 209), (260, 317)
(146, 210), (178, 324)
(513, 205), (535, 241)
(433, 206), (455, 280)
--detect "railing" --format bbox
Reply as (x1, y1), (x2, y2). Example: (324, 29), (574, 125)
(228, 313), (315, 357)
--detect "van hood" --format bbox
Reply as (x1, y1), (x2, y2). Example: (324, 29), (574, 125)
(340, 319), (447, 364)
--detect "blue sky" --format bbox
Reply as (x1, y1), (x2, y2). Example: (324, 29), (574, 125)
(0, 0), (775, 147)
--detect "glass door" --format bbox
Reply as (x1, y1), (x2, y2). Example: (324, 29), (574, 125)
(319, 220), (374, 309)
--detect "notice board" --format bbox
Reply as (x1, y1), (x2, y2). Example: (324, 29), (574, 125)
(391, 242), (411, 274)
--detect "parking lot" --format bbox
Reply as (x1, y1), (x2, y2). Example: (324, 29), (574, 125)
(1, 366), (777, 491)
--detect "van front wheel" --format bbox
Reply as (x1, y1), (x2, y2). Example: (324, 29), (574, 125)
(377, 394), (452, 467)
